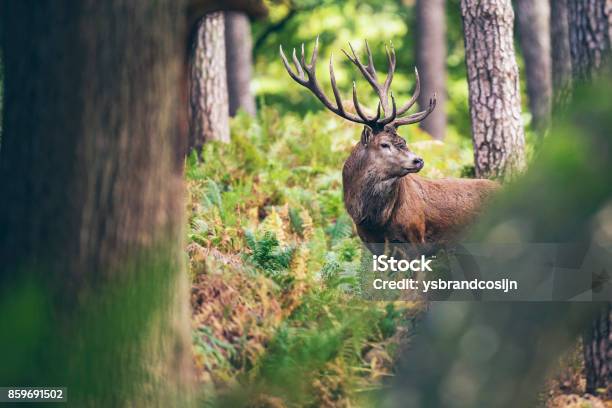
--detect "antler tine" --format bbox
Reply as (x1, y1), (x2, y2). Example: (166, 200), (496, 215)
(374, 102), (382, 122)
(280, 45), (306, 85)
(376, 42), (396, 116)
(292, 48), (305, 80)
(380, 92), (397, 125)
(382, 43), (396, 96)
(329, 52), (345, 114)
(364, 40), (378, 81)
(300, 43), (307, 69)
(309, 35), (319, 68)
(301, 37), (319, 74)
(392, 93), (437, 128)
(397, 67), (421, 116)
(342, 43), (379, 93)
(352, 81), (375, 122)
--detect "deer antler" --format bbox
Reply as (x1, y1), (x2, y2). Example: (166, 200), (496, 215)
(280, 36), (366, 126)
(280, 38), (436, 131)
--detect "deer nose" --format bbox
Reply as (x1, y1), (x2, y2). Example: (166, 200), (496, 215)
(412, 157), (424, 169)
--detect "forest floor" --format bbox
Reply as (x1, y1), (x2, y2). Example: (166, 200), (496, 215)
(185, 109), (474, 407)
(543, 342), (612, 408)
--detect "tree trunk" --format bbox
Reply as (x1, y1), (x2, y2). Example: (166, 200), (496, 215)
(568, 0), (612, 82)
(0, 1), (193, 405)
(567, 0), (612, 397)
(460, 0), (526, 180)
(584, 303), (612, 397)
(415, 0), (447, 140)
(225, 11), (257, 117)
(189, 12), (230, 151)
(515, 0), (552, 133)
(550, 0), (573, 109)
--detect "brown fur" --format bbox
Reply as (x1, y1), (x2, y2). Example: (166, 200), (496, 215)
(342, 127), (498, 246)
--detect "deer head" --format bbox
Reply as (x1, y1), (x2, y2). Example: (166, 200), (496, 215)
(280, 38), (436, 178)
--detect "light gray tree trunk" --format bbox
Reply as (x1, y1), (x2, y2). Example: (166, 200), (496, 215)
(415, 0), (447, 140)
(550, 0), (573, 109)
(189, 12), (230, 151)
(225, 11), (256, 117)
(460, 0), (526, 180)
(515, 0), (552, 133)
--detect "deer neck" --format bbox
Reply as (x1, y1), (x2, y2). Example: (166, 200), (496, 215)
(343, 156), (403, 227)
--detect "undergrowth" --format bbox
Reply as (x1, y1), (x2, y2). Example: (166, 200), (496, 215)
(186, 108), (473, 407)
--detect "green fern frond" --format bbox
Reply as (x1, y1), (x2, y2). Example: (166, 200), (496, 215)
(325, 214), (354, 246)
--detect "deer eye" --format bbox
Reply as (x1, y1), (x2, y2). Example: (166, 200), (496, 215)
(380, 143), (391, 149)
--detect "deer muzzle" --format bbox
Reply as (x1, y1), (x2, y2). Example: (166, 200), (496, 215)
(401, 152), (424, 173)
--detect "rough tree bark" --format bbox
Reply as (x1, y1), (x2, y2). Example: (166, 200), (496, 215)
(568, 0), (612, 82)
(567, 0), (612, 397)
(460, 0), (526, 180)
(0, 1), (193, 405)
(515, 0), (552, 132)
(415, 0), (447, 140)
(189, 12), (230, 151)
(584, 303), (612, 397)
(550, 0), (573, 109)
(225, 11), (257, 116)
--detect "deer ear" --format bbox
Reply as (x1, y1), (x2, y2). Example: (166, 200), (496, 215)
(361, 127), (373, 146)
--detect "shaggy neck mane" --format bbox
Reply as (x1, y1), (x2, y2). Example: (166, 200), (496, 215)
(343, 145), (404, 227)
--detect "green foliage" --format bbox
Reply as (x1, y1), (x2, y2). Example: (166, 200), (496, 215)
(288, 207), (305, 236)
(249, 307), (381, 404)
(244, 230), (295, 286)
(325, 214), (353, 246)
(378, 303), (401, 339)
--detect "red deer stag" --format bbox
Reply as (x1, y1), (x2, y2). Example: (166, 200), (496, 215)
(280, 39), (498, 246)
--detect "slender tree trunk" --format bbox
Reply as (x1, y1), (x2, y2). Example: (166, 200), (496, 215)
(460, 0), (526, 180)
(189, 12), (230, 151)
(415, 0), (447, 140)
(567, 0), (612, 397)
(225, 11), (257, 117)
(515, 0), (552, 133)
(568, 0), (612, 82)
(0, 1), (193, 405)
(550, 0), (573, 109)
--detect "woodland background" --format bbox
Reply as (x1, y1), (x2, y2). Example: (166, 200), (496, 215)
(0, 1), (611, 407)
